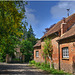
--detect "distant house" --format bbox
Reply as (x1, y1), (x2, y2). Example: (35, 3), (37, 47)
(33, 13), (75, 73)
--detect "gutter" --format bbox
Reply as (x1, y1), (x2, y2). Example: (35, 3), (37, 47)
(57, 34), (75, 41)
(58, 42), (60, 70)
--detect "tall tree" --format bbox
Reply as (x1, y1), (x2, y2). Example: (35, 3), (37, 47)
(27, 25), (34, 38)
(0, 1), (27, 61)
(27, 25), (37, 45)
(22, 21), (28, 40)
(20, 40), (33, 62)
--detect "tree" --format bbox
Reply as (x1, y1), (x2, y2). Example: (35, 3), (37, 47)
(0, 1), (24, 38)
(43, 38), (53, 68)
(0, 35), (20, 61)
(27, 25), (37, 45)
(20, 40), (33, 62)
(22, 22), (28, 40)
(0, 1), (27, 61)
(27, 25), (34, 39)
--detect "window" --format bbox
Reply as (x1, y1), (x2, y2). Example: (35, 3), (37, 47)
(36, 51), (39, 57)
(62, 47), (69, 58)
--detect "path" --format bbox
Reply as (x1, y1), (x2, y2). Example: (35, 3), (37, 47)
(0, 63), (50, 75)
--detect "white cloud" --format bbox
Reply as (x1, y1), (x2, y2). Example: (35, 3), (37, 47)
(25, 7), (38, 25)
(50, 1), (75, 19)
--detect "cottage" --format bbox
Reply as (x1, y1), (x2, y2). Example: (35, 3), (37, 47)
(33, 13), (75, 73)
(33, 40), (45, 62)
(57, 24), (75, 73)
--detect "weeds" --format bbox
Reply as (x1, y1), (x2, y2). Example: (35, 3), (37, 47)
(29, 60), (71, 74)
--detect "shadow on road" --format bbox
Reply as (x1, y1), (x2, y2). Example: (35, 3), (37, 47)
(0, 63), (49, 75)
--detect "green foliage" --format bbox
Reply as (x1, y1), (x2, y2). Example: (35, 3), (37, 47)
(35, 62), (40, 66)
(0, 1), (37, 62)
(43, 38), (53, 64)
(21, 25), (38, 61)
(29, 61), (70, 74)
(41, 62), (45, 66)
(12, 58), (20, 62)
(27, 25), (37, 45)
(0, 1), (27, 62)
(0, 1), (24, 38)
(20, 40), (33, 55)
(22, 24), (28, 40)
(0, 35), (20, 61)
(21, 25), (38, 62)
(20, 40), (33, 62)
(29, 60), (35, 64)
(0, 53), (5, 62)
(43, 38), (53, 57)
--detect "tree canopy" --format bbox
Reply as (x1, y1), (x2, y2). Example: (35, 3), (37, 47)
(20, 40), (33, 62)
(0, 1), (38, 62)
(0, 1), (27, 61)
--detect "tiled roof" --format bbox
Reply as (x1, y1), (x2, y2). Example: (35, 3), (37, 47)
(41, 13), (75, 39)
(57, 24), (75, 41)
(33, 40), (41, 47)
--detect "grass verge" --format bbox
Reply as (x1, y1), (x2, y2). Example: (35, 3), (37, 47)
(29, 60), (72, 75)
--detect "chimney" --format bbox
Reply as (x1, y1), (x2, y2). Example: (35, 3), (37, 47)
(61, 18), (66, 36)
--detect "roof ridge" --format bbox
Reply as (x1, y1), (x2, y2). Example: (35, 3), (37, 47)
(41, 13), (75, 39)
(66, 13), (75, 23)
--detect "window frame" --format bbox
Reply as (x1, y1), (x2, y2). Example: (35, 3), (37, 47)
(62, 47), (69, 59)
(36, 51), (39, 57)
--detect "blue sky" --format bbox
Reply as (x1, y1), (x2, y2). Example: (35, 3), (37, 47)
(25, 1), (75, 39)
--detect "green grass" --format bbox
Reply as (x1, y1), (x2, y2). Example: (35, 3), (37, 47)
(29, 60), (72, 75)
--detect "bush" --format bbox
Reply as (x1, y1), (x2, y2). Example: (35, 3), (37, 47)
(35, 62), (40, 66)
(40, 62), (50, 68)
(51, 63), (54, 69)
(12, 58), (20, 62)
(29, 61), (70, 74)
(41, 62), (45, 67)
(0, 53), (5, 62)
(29, 60), (35, 64)
(45, 63), (50, 68)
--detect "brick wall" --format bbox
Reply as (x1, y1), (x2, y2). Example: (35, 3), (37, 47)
(34, 46), (45, 63)
(34, 36), (60, 69)
(51, 37), (59, 69)
(60, 41), (75, 73)
(34, 41), (52, 63)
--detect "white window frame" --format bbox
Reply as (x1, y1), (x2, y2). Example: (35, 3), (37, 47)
(36, 51), (39, 57)
(62, 47), (69, 58)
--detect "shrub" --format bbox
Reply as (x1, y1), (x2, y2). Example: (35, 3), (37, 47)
(29, 61), (31, 64)
(35, 62), (40, 66)
(51, 63), (54, 69)
(29, 61), (70, 74)
(41, 62), (45, 67)
(29, 60), (35, 64)
(12, 58), (20, 61)
(45, 63), (50, 68)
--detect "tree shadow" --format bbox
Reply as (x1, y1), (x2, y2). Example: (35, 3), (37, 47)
(0, 64), (49, 75)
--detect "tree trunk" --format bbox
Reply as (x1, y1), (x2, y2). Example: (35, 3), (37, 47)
(50, 59), (53, 68)
(45, 55), (47, 64)
(22, 54), (25, 63)
(48, 56), (53, 68)
(6, 54), (9, 63)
